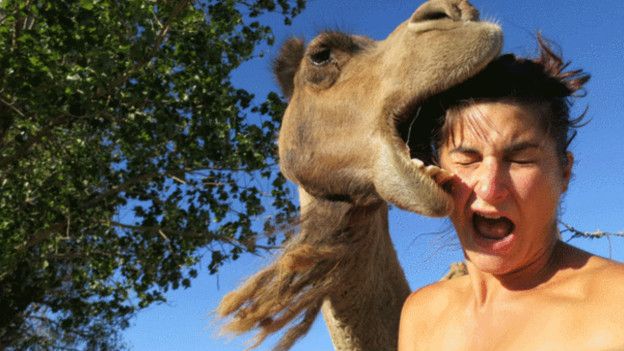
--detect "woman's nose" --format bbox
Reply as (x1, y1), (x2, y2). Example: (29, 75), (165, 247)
(473, 159), (509, 203)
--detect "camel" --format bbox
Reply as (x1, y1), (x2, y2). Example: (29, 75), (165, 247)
(217, 1), (502, 350)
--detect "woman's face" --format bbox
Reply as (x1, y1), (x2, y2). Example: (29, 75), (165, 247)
(438, 101), (572, 275)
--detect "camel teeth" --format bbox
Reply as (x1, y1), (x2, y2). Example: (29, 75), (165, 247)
(425, 165), (453, 185)
(411, 158), (425, 168)
(424, 165), (442, 177)
(410, 160), (453, 185)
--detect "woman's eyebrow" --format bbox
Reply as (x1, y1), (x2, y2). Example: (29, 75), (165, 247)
(504, 141), (541, 154)
(447, 142), (541, 155)
(447, 146), (479, 155)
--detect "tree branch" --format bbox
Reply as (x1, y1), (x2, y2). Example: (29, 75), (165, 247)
(0, 95), (26, 118)
(108, 220), (279, 252)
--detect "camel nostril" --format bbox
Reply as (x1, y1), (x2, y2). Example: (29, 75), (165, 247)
(414, 10), (450, 22)
(410, 0), (481, 24)
(411, 6), (456, 23)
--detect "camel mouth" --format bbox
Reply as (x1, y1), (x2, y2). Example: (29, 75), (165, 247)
(395, 99), (443, 167)
(393, 53), (499, 170)
(392, 99), (457, 193)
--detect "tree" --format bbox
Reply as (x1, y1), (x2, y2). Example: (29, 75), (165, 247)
(0, 0), (304, 348)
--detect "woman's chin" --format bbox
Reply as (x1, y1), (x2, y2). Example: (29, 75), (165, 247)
(464, 238), (519, 275)
(465, 254), (517, 275)
(462, 228), (517, 265)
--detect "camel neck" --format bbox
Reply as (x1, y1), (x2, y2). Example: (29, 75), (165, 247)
(299, 189), (410, 351)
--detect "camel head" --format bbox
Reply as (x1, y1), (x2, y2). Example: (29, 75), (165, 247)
(275, 0), (502, 216)
(217, 2), (503, 349)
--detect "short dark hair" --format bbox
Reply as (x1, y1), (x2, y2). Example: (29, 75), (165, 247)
(425, 36), (590, 168)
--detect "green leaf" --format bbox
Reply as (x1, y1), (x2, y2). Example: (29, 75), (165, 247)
(0, 0), (304, 348)
(79, 0), (94, 10)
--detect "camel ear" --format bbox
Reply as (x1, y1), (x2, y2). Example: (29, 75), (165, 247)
(273, 37), (305, 99)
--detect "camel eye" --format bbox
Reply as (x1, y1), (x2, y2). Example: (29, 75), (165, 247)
(310, 47), (331, 66)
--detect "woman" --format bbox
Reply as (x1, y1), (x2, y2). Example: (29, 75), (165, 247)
(398, 39), (624, 350)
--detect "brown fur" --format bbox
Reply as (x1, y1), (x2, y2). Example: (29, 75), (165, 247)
(217, 1), (503, 350)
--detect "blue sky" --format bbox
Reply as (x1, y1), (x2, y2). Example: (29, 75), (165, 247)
(124, 1), (624, 350)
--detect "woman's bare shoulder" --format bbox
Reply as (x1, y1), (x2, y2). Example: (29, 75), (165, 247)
(560, 242), (624, 277)
(557, 243), (624, 286)
(399, 276), (470, 350)
(418, 273), (469, 295)
(587, 254), (624, 293)
(402, 274), (470, 318)
(575, 253), (624, 344)
(558, 244), (624, 305)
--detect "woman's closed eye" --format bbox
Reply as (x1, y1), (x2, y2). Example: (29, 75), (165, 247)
(450, 151), (481, 166)
(506, 151), (540, 165)
(446, 146), (481, 166)
(452, 156), (481, 167)
(504, 142), (541, 165)
(508, 158), (536, 165)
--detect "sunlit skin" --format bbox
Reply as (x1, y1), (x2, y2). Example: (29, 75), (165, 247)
(398, 101), (624, 351)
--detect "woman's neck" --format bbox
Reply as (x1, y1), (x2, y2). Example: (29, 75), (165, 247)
(466, 238), (562, 307)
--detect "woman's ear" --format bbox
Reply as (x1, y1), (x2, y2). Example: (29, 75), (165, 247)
(562, 152), (574, 192)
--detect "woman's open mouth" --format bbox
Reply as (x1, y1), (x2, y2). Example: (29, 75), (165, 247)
(473, 213), (514, 239)
(472, 213), (516, 252)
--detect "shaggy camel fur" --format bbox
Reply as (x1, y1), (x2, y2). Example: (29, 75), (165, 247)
(217, 1), (502, 350)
